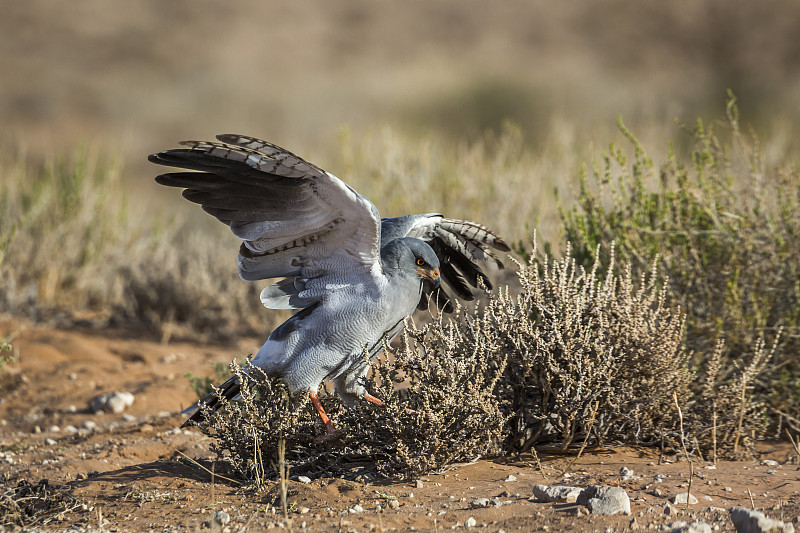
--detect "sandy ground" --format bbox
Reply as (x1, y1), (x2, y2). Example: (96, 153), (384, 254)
(1, 317), (798, 532)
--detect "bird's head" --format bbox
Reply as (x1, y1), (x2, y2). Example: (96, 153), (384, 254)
(382, 237), (441, 287)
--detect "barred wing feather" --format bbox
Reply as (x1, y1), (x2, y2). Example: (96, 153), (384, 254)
(149, 135), (382, 307)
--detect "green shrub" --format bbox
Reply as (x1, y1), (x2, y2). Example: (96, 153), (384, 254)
(556, 96), (800, 433)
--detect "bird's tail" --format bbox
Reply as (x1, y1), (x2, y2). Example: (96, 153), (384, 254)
(181, 376), (241, 428)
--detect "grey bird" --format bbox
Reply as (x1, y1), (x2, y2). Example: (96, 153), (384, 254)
(148, 134), (510, 435)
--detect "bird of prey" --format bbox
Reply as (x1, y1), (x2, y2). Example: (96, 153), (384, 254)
(149, 134), (509, 435)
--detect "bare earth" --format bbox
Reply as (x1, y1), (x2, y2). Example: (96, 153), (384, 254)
(1, 318), (798, 532)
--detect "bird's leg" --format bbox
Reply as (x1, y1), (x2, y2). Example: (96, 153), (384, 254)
(309, 391), (337, 434)
(363, 392), (384, 406)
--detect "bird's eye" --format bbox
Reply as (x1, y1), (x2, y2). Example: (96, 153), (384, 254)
(416, 258), (425, 266)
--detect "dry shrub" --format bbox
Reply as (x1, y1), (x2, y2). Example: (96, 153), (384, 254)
(195, 311), (507, 483)
(0, 479), (84, 528)
(690, 335), (780, 458)
(494, 239), (689, 453)
(358, 313), (508, 479)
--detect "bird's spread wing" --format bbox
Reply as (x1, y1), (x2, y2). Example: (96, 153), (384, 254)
(149, 134), (381, 308)
(380, 214), (511, 312)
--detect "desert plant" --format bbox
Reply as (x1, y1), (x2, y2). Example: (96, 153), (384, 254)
(557, 95), (800, 431)
(0, 342), (11, 373)
(493, 238), (690, 453)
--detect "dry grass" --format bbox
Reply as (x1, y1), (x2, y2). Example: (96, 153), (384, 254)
(0, 148), (272, 340)
(0, 479), (85, 528)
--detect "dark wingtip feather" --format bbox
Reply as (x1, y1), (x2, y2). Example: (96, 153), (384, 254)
(180, 377), (240, 428)
(493, 237), (512, 252)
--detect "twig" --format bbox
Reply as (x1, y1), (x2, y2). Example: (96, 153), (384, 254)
(279, 437), (293, 533)
(561, 401), (599, 476)
(530, 447), (548, 479)
(175, 450), (241, 485)
(733, 380), (747, 456)
(712, 403), (717, 466)
(253, 426), (262, 489)
(673, 391), (689, 462)
(785, 428), (800, 464)
(685, 461), (693, 510)
(747, 488), (755, 509)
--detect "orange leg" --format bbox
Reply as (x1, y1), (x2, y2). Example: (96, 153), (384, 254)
(363, 392), (384, 406)
(309, 391), (337, 434)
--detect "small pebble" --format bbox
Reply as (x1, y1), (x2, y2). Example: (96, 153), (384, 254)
(504, 474), (517, 482)
(297, 475), (311, 484)
(45, 438), (57, 446)
(465, 517), (477, 528)
(672, 492), (698, 505)
(388, 500), (400, 509)
(471, 498), (491, 509)
(415, 480), (424, 489)
(49, 425), (61, 433)
(213, 510), (230, 525)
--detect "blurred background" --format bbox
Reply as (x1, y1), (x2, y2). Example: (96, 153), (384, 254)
(1, 0), (799, 337)
(2, 0), (799, 168)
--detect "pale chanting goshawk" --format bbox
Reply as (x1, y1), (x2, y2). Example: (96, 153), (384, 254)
(149, 134), (509, 435)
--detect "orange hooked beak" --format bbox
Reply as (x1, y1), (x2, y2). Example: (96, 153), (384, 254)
(418, 267), (441, 288)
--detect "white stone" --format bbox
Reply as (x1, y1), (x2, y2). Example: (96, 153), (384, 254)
(577, 486), (631, 516)
(531, 485), (583, 503)
(465, 517), (477, 528)
(672, 492), (698, 505)
(471, 498), (491, 508)
(729, 507), (794, 533)
(296, 476), (311, 484)
(90, 391), (134, 414)
(213, 510), (230, 525)
(668, 520), (712, 533)
(504, 475), (517, 482)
